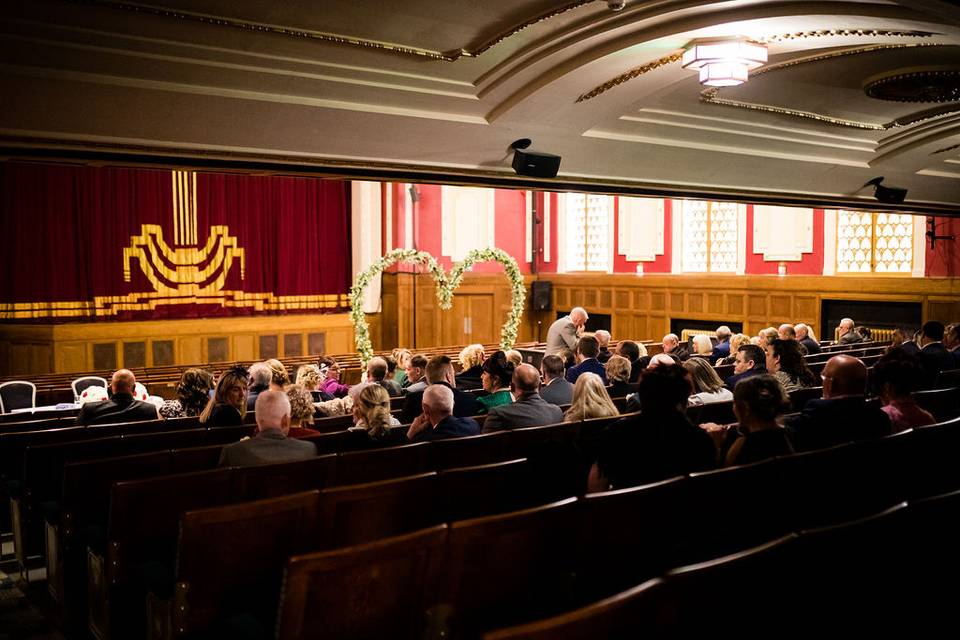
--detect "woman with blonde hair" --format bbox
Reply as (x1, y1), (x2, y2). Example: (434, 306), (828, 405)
(456, 343), (486, 390)
(286, 385), (320, 438)
(691, 334), (714, 359)
(264, 358), (290, 389)
(199, 366), (248, 427)
(505, 350), (523, 367)
(716, 334), (749, 366)
(684, 357), (734, 405)
(295, 364), (332, 402)
(604, 355), (633, 399)
(758, 327), (778, 348)
(392, 348), (412, 386)
(565, 373), (619, 422)
(348, 383), (399, 440)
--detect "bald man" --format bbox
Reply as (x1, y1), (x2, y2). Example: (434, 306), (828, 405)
(75, 369), (159, 426)
(406, 384), (480, 442)
(784, 355), (891, 451)
(219, 390), (316, 466)
(545, 307), (589, 356)
(482, 364), (564, 433)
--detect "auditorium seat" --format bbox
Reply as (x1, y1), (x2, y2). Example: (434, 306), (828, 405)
(334, 442), (430, 485)
(427, 431), (510, 471)
(0, 380), (36, 413)
(438, 458), (533, 522)
(912, 387), (960, 422)
(71, 376), (107, 402)
(230, 454), (337, 501)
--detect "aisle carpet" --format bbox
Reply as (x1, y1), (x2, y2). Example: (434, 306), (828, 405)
(0, 566), (63, 640)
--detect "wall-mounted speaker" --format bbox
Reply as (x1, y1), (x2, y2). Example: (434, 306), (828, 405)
(531, 280), (552, 311)
(512, 149), (562, 178)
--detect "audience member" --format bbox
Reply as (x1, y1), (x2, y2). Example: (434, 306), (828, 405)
(648, 353), (678, 368)
(711, 325), (732, 364)
(715, 333), (748, 366)
(604, 355), (633, 399)
(200, 366), (249, 427)
(566, 334), (607, 384)
(545, 307), (589, 355)
(661, 333), (689, 360)
(890, 327), (919, 356)
(765, 339), (817, 392)
(557, 347), (577, 373)
(400, 355), (480, 424)
(160, 368), (214, 419)
(724, 344), (767, 391)
(944, 323), (960, 355)
(406, 384), (480, 442)
(285, 385), (321, 438)
(690, 334), (714, 359)
(505, 349), (523, 368)
(539, 354), (574, 406)
(392, 348), (412, 387)
(349, 383), (398, 440)
(76, 368), (160, 426)
(318, 356), (350, 398)
(367, 356), (402, 397)
(295, 364), (332, 402)
(404, 354), (429, 394)
(795, 323), (821, 355)
(616, 340), (649, 383)
(702, 374), (794, 467)
(483, 364), (564, 432)
(476, 351), (515, 413)
(246, 362), (272, 410)
(384, 356), (400, 386)
(218, 390), (316, 466)
(684, 357), (733, 405)
(778, 324), (796, 341)
(917, 320), (955, 387)
(872, 349), (935, 432)
(784, 355), (891, 451)
(590, 364), (715, 491)
(264, 358), (290, 390)
(564, 372), (619, 422)
(455, 344), (485, 390)
(758, 327), (778, 348)
(837, 317), (862, 345)
(595, 330), (613, 363)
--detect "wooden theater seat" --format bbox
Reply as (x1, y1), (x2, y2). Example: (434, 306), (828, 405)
(333, 441), (430, 485)
(427, 431), (510, 471)
(437, 458), (533, 523)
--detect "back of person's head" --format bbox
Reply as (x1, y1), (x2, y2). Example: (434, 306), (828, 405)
(759, 327), (778, 345)
(922, 321), (945, 342)
(692, 334), (713, 355)
(856, 326), (872, 340)
(566, 372), (618, 422)
(648, 353), (676, 369)
(248, 362), (272, 389)
(739, 344), (766, 370)
(683, 357), (724, 394)
(505, 350), (523, 367)
(458, 344), (485, 369)
(295, 364), (322, 390)
(423, 383), (454, 418)
(872, 348), (924, 400)
(111, 369), (136, 395)
(729, 333), (749, 353)
(177, 368), (214, 414)
(605, 355), (631, 383)
(482, 351), (515, 389)
(716, 325), (732, 340)
(367, 356), (388, 381)
(637, 364), (692, 413)
(384, 356), (398, 375)
(823, 355), (868, 397)
(770, 339), (816, 384)
(576, 334), (599, 359)
(355, 383), (392, 438)
(391, 348), (412, 368)
(409, 354), (428, 370)
(425, 355), (454, 385)
(595, 330), (611, 347)
(541, 354), (566, 380)
(255, 389), (291, 431)
(733, 374), (790, 423)
(558, 348), (576, 370)
(779, 324), (797, 340)
(264, 359), (290, 387)
(512, 363), (541, 394)
(891, 327), (913, 347)
(946, 323), (960, 346)
(616, 340), (640, 362)
(286, 385), (316, 425)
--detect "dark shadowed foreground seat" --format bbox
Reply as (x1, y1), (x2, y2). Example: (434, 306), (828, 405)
(438, 458), (533, 523)
(912, 387), (960, 422)
(428, 431), (510, 471)
(334, 442), (430, 485)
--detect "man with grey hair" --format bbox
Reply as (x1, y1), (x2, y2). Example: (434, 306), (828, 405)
(662, 333), (689, 361)
(406, 384), (480, 442)
(246, 362), (272, 411)
(367, 356), (402, 397)
(595, 329), (612, 364)
(795, 323), (821, 354)
(711, 325), (732, 364)
(483, 364), (563, 433)
(837, 317), (862, 345)
(545, 306), (589, 356)
(76, 368), (159, 426)
(219, 390), (316, 466)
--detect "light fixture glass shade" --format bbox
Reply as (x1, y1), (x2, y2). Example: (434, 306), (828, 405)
(682, 38), (767, 86)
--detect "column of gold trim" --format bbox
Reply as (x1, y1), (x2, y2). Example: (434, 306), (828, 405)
(191, 171), (198, 245)
(171, 171), (179, 247)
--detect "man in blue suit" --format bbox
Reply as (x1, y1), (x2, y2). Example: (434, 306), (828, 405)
(566, 334), (607, 384)
(711, 325), (731, 364)
(406, 384), (480, 442)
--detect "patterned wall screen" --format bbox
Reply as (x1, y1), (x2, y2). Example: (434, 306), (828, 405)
(681, 200), (739, 273)
(837, 211), (913, 273)
(564, 194), (611, 272)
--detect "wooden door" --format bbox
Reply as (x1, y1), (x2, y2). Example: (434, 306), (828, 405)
(440, 294), (496, 347)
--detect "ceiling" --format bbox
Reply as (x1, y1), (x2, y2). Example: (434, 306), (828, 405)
(1, 0), (959, 212)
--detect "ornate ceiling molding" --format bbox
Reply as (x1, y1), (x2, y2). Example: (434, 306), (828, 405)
(576, 53), (682, 102)
(65, 0), (592, 61)
(865, 70), (960, 103)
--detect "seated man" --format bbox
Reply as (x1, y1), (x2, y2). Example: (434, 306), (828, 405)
(711, 326), (732, 364)
(784, 355), (891, 452)
(616, 340), (649, 383)
(565, 334), (607, 384)
(406, 384), (480, 442)
(219, 390), (317, 466)
(723, 344), (767, 391)
(76, 369), (159, 426)
(837, 317), (863, 345)
(403, 354), (429, 394)
(539, 354), (573, 406)
(483, 364), (564, 433)
(367, 356), (402, 397)
(246, 362), (272, 411)
(795, 323), (821, 355)
(399, 355), (479, 424)
(595, 330), (613, 364)
(917, 320), (957, 387)
(662, 333), (690, 361)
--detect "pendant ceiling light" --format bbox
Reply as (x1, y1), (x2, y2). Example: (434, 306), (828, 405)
(681, 38), (768, 87)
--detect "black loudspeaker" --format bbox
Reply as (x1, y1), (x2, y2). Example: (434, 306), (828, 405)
(512, 149), (562, 178)
(531, 281), (552, 311)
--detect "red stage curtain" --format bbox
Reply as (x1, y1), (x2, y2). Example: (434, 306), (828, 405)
(0, 161), (351, 320)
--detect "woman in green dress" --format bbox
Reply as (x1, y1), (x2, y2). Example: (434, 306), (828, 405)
(476, 350), (515, 413)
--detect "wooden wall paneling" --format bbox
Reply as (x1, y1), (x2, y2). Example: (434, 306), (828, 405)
(207, 337), (229, 363)
(727, 294), (744, 317)
(670, 293), (684, 313)
(123, 341), (146, 369)
(58, 342), (87, 373)
(179, 336), (203, 365)
(688, 292), (704, 314)
(233, 334), (256, 362)
(92, 343), (117, 371)
(707, 294), (723, 315)
(258, 335), (278, 360)
(283, 334), (304, 358)
(769, 295), (793, 321)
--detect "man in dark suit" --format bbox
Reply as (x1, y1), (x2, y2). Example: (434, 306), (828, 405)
(917, 321), (957, 387)
(837, 318), (863, 345)
(784, 355), (891, 452)
(245, 362), (272, 411)
(400, 355), (480, 424)
(566, 334), (607, 384)
(795, 323), (821, 355)
(945, 323), (960, 367)
(662, 333), (690, 361)
(539, 354), (573, 406)
(76, 369), (159, 426)
(218, 390), (316, 466)
(723, 344), (767, 391)
(483, 364), (564, 433)
(406, 384), (481, 442)
(368, 356), (402, 397)
(616, 340), (650, 383)
(595, 330), (613, 364)
(710, 325), (731, 364)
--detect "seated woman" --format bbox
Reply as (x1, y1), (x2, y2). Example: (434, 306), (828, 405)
(690, 334), (714, 359)
(565, 373), (619, 422)
(264, 358), (290, 390)
(505, 350), (523, 368)
(295, 364), (333, 402)
(286, 385), (321, 438)
(348, 383), (399, 441)
(873, 349), (935, 432)
(392, 348), (412, 387)
(455, 344), (485, 390)
(604, 355), (633, 399)
(684, 357), (734, 405)
(702, 374), (794, 467)
(765, 339), (818, 392)
(160, 368), (214, 419)
(716, 333), (749, 366)
(318, 356), (350, 398)
(476, 351), (515, 414)
(199, 366), (248, 427)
